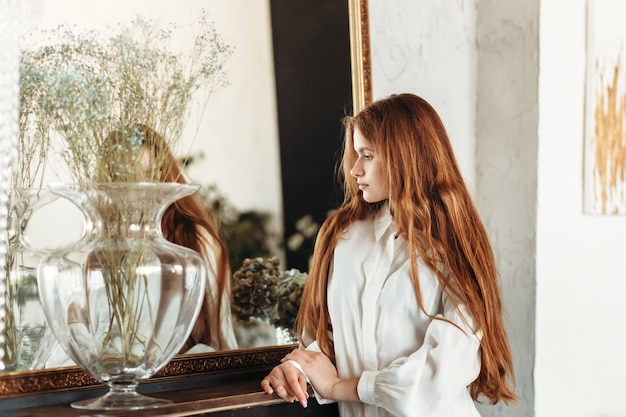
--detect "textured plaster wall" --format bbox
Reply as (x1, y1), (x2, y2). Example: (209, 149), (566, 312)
(475, 1), (538, 416)
(368, 0), (477, 187)
(370, 1), (535, 416)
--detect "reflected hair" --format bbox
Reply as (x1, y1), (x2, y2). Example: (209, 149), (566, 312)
(106, 124), (232, 351)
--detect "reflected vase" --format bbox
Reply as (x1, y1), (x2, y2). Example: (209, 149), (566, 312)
(2, 188), (57, 371)
(37, 182), (207, 410)
(274, 326), (298, 345)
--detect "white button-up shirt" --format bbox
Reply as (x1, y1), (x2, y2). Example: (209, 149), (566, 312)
(311, 206), (482, 417)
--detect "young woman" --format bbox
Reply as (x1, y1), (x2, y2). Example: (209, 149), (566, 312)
(261, 94), (518, 416)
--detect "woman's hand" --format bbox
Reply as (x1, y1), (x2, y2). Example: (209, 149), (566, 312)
(261, 352), (309, 408)
(284, 349), (361, 403)
(261, 349), (360, 405)
(282, 349), (340, 399)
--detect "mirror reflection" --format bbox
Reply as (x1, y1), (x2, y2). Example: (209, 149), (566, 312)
(3, 0), (356, 374)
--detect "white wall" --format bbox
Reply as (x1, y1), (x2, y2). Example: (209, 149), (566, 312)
(537, 0), (626, 416)
(369, 0), (477, 188)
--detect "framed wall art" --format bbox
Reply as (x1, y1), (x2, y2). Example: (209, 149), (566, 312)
(584, 0), (626, 214)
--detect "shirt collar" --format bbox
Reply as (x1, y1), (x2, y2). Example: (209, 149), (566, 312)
(374, 203), (396, 242)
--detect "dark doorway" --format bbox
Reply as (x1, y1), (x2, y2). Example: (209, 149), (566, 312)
(270, 0), (353, 271)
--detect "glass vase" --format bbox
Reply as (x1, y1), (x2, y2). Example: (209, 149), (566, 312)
(2, 188), (58, 371)
(274, 325), (298, 345)
(37, 182), (207, 410)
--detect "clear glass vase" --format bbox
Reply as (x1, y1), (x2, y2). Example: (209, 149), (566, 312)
(37, 182), (207, 410)
(2, 188), (58, 371)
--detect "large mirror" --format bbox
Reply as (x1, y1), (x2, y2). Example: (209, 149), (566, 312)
(0, 0), (371, 401)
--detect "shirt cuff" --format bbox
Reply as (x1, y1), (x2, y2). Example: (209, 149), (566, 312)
(287, 354), (336, 405)
(357, 370), (378, 405)
(285, 359), (308, 381)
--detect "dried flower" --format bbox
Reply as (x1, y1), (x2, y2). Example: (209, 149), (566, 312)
(271, 268), (307, 330)
(19, 10), (232, 184)
(286, 214), (319, 251)
(230, 254), (307, 336)
(231, 256), (281, 322)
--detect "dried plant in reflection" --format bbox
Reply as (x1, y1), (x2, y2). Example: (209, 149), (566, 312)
(19, 10), (232, 184)
(231, 256), (307, 343)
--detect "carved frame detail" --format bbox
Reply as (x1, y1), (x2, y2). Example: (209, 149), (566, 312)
(0, 346), (294, 398)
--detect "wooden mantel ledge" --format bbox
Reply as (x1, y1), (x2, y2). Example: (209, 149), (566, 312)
(4, 376), (302, 417)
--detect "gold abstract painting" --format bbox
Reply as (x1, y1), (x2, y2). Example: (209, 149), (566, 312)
(584, 0), (626, 214)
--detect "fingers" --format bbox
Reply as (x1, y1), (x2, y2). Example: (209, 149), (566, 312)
(260, 377), (274, 395)
(260, 364), (309, 408)
(261, 377), (297, 404)
(284, 363), (308, 407)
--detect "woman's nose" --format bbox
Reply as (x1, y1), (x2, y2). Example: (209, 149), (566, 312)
(350, 160), (363, 177)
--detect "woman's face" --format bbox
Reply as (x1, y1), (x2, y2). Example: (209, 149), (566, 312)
(349, 127), (389, 203)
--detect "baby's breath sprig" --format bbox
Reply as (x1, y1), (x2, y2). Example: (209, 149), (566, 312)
(19, 10), (232, 184)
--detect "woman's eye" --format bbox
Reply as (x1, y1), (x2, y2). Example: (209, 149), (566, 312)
(363, 154), (373, 160)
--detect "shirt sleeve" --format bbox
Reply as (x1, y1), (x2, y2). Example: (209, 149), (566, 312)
(357, 294), (482, 417)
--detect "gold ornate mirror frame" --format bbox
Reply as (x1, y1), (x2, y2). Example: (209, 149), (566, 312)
(349, 0), (372, 112)
(0, 0), (371, 400)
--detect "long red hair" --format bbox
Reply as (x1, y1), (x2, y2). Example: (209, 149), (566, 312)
(297, 94), (518, 404)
